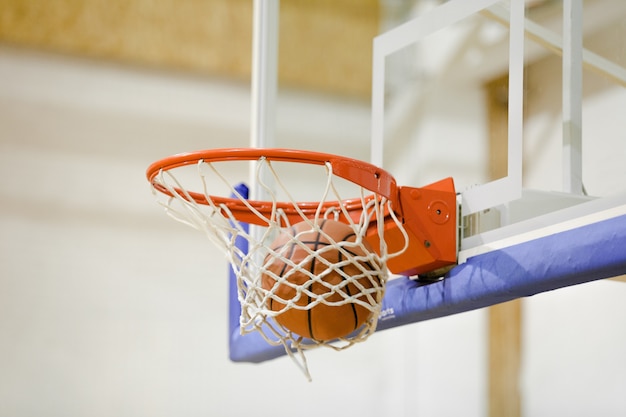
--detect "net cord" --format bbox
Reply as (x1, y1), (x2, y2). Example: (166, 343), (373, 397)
(150, 156), (409, 380)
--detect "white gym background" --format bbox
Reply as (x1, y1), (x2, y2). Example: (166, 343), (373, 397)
(1, 4), (625, 417)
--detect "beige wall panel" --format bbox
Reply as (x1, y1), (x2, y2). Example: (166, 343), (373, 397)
(0, 0), (254, 79)
(0, 0), (379, 97)
(279, 0), (379, 97)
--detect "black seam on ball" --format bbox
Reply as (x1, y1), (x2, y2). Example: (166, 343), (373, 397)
(307, 219), (327, 340)
(269, 225), (297, 311)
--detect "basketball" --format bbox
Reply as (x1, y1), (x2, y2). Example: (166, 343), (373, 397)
(261, 219), (383, 341)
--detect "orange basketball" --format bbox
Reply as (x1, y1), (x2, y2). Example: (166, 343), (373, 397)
(261, 219), (382, 341)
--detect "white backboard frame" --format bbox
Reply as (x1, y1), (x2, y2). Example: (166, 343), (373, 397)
(371, 0), (524, 216)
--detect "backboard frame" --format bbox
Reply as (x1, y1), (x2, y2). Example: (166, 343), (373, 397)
(371, 0), (524, 216)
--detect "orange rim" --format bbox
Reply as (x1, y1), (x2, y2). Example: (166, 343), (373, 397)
(146, 148), (399, 226)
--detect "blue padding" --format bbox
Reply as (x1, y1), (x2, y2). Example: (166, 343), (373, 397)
(229, 324), (287, 363)
(229, 212), (626, 363)
(377, 213), (626, 330)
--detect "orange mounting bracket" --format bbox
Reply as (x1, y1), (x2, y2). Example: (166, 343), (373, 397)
(367, 177), (458, 277)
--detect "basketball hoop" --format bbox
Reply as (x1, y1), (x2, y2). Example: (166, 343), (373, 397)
(146, 148), (457, 380)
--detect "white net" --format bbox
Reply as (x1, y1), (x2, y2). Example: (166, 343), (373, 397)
(149, 153), (408, 380)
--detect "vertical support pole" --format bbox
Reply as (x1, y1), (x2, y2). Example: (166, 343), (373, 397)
(371, 39), (385, 168)
(250, 0), (279, 199)
(506, 0), (525, 202)
(562, 0), (583, 194)
(249, 0), (279, 264)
